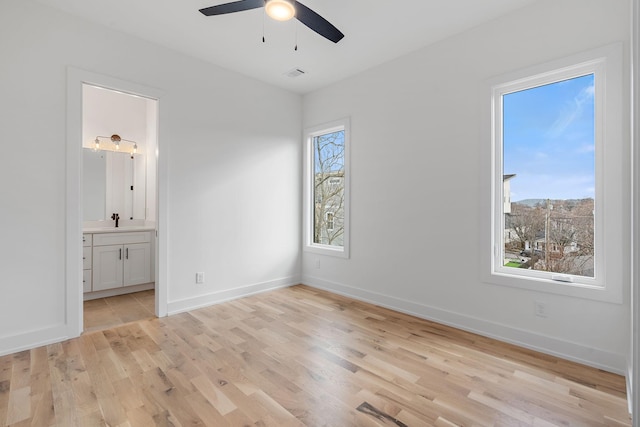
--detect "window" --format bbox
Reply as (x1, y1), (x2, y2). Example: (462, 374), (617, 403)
(502, 74), (596, 279)
(326, 212), (335, 231)
(304, 118), (350, 257)
(484, 44), (624, 303)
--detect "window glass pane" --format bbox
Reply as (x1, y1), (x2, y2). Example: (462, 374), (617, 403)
(313, 130), (345, 247)
(502, 74), (595, 278)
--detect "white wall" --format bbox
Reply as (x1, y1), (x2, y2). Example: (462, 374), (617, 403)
(632, 0), (639, 419)
(0, 0), (301, 354)
(82, 85), (148, 153)
(82, 85), (152, 224)
(302, 0), (631, 373)
(146, 98), (157, 223)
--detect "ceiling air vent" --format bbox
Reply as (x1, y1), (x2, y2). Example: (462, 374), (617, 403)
(285, 68), (306, 78)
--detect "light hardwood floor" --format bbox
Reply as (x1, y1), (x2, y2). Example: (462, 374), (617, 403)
(83, 290), (156, 333)
(0, 285), (631, 426)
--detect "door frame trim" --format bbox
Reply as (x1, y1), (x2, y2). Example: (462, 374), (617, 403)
(66, 67), (167, 337)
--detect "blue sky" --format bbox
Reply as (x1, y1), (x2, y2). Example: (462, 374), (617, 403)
(503, 74), (595, 202)
(314, 130), (345, 173)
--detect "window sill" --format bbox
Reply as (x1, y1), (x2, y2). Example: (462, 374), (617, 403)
(304, 244), (349, 259)
(483, 269), (622, 304)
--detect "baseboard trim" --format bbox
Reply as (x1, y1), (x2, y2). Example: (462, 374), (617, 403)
(302, 275), (626, 375)
(167, 276), (300, 315)
(0, 324), (72, 357)
(0, 277), (300, 357)
(1, 275), (624, 377)
(83, 283), (155, 301)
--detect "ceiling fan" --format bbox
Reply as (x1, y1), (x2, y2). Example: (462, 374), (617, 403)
(199, 0), (345, 43)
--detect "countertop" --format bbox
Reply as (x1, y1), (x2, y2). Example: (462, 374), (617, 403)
(83, 226), (155, 234)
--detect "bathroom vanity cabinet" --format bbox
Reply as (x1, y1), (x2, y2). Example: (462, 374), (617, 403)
(82, 234), (93, 293)
(83, 229), (153, 299)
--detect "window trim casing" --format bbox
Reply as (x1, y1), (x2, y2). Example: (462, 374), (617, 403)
(303, 118), (350, 258)
(482, 43), (625, 304)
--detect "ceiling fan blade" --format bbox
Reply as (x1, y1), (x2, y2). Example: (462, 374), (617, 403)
(294, 1), (344, 43)
(199, 0), (264, 16)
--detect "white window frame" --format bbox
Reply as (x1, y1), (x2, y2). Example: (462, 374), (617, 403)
(482, 43), (624, 304)
(303, 118), (350, 258)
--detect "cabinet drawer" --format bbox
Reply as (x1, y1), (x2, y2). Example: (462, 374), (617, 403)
(83, 269), (92, 293)
(82, 247), (92, 270)
(93, 231), (151, 247)
(83, 234), (92, 247)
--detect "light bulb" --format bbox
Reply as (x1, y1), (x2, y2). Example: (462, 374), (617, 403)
(265, 0), (295, 21)
(111, 134), (122, 151)
(94, 138), (100, 150)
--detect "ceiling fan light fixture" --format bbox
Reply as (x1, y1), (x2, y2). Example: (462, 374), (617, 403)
(265, 0), (295, 21)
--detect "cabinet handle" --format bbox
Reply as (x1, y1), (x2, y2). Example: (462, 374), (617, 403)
(119, 248), (122, 260)
(126, 248), (129, 260)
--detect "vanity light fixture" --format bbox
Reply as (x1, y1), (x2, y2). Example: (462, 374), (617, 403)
(94, 134), (139, 154)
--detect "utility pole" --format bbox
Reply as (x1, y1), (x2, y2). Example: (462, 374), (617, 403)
(545, 198), (551, 270)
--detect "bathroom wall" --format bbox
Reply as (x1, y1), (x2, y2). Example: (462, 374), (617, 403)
(82, 85), (156, 225)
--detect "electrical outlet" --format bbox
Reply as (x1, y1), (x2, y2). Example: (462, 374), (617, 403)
(196, 272), (205, 284)
(315, 259), (321, 269)
(534, 301), (547, 318)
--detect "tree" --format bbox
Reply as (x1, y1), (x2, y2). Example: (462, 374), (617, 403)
(506, 199), (594, 277)
(313, 131), (345, 246)
(532, 198), (594, 277)
(571, 199), (594, 257)
(508, 203), (545, 251)
(548, 217), (575, 257)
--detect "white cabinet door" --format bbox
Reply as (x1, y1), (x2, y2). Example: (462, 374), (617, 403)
(124, 243), (151, 286)
(93, 244), (124, 291)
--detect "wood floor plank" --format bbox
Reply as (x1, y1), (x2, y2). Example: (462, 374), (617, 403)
(5, 387), (30, 425)
(0, 286), (632, 426)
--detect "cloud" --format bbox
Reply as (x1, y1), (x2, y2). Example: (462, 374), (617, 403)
(576, 143), (595, 153)
(547, 84), (595, 138)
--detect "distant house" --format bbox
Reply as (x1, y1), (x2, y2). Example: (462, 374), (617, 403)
(503, 174), (516, 244)
(314, 171), (344, 246)
(503, 174), (515, 215)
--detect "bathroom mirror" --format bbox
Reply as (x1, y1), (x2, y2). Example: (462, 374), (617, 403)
(83, 148), (146, 221)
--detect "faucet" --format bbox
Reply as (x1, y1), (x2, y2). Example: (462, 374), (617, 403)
(111, 213), (120, 228)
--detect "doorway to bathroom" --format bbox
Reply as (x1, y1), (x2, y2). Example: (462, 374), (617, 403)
(66, 68), (165, 336)
(81, 83), (159, 332)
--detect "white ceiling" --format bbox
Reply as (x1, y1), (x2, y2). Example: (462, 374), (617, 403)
(36, 0), (539, 94)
